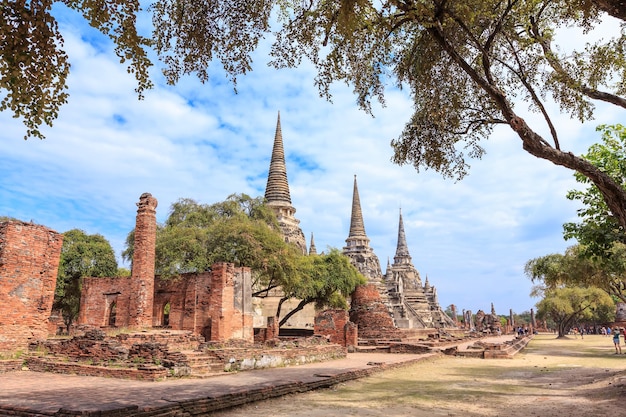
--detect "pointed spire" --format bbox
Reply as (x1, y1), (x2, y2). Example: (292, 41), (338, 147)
(264, 111), (292, 205)
(309, 232), (317, 255)
(393, 208), (412, 265)
(348, 175), (367, 238)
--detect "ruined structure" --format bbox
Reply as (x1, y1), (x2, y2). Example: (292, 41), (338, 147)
(341, 177), (454, 333)
(349, 284), (400, 340)
(129, 192), (158, 328)
(0, 221), (63, 352)
(255, 113), (314, 330)
(384, 209), (455, 329)
(78, 194), (254, 343)
(474, 303), (502, 334)
(264, 112), (307, 254)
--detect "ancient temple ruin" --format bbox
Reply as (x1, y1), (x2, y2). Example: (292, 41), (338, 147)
(342, 177), (454, 331)
(78, 193), (254, 343)
(253, 113), (315, 330)
(342, 175), (384, 284)
(384, 209), (456, 328)
(264, 112), (307, 254)
(0, 221), (63, 352)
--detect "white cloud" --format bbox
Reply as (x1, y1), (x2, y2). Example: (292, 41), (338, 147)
(1, 7), (623, 316)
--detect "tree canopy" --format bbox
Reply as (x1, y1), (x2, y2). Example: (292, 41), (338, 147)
(564, 124), (626, 257)
(55, 228), (118, 331)
(123, 194), (366, 325)
(6, 1), (626, 232)
(525, 244), (626, 302)
(535, 286), (614, 337)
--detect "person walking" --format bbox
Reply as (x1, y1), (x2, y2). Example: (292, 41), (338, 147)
(613, 328), (622, 354)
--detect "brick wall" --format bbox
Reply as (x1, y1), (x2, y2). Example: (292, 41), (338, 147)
(208, 263), (253, 342)
(0, 221), (63, 353)
(314, 309), (357, 347)
(79, 264), (253, 343)
(79, 276), (132, 328)
(349, 284), (401, 340)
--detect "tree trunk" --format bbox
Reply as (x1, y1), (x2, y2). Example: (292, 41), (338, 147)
(510, 116), (626, 231)
(592, 0), (626, 21)
(278, 298), (312, 328)
(430, 25), (626, 231)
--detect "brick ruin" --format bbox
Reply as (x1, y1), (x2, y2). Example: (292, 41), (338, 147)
(0, 221), (63, 353)
(314, 309), (357, 348)
(128, 192), (158, 328)
(78, 193), (254, 343)
(79, 265), (253, 342)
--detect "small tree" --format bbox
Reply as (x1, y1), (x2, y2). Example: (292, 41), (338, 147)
(123, 194), (364, 327)
(535, 287), (614, 338)
(526, 244), (626, 302)
(277, 248), (366, 327)
(55, 229), (118, 332)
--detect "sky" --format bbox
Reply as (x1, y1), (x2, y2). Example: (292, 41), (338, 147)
(1, 6), (624, 316)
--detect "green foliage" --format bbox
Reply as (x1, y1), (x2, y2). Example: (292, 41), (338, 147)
(526, 244), (626, 302)
(1, 0), (152, 139)
(278, 248), (366, 327)
(535, 286), (614, 337)
(0, 216), (20, 222)
(564, 124), (626, 256)
(123, 195), (365, 326)
(55, 229), (118, 330)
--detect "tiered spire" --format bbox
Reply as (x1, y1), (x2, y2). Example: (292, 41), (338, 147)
(264, 112), (292, 205)
(309, 232), (317, 255)
(263, 112), (306, 254)
(393, 208), (412, 265)
(348, 175), (368, 239)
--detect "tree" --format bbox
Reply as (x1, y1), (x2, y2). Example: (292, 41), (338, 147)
(535, 286), (614, 337)
(526, 244), (626, 302)
(276, 248), (366, 327)
(55, 229), (118, 332)
(564, 124), (626, 257)
(1, 0), (152, 140)
(123, 194), (365, 326)
(6, 2), (626, 234)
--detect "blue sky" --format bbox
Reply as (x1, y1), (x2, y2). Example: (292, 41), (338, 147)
(1, 7), (623, 315)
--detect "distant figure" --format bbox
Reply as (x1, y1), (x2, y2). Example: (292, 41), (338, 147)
(613, 328), (622, 354)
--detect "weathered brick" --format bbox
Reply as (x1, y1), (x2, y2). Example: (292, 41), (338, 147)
(0, 221), (63, 353)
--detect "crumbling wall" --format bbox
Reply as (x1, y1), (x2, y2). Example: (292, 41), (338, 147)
(314, 309), (357, 347)
(349, 284), (401, 340)
(79, 276), (131, 328)
(0, 221), (63, 352)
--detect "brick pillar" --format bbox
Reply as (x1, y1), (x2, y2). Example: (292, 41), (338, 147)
(0, 221), (63, 353)
(345, 321), (358, 348)
(209, 263), (235, 341)
(265, 316), (279, 341)
(450, 304), (458, 325)
(128, 193), (158, 328)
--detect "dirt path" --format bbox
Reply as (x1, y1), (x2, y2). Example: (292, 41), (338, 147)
(210, 334), (626, 417)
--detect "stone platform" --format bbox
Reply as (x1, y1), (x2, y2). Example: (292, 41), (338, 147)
(0, 335), (523, 416)
(0, 352), (433, 417)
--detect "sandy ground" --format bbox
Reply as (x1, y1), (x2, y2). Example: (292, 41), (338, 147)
(209, 334), (626, 417)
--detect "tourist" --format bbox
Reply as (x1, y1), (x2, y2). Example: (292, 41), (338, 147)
(613, 328), (622, 354)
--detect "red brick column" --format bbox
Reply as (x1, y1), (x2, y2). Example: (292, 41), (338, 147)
(128, 193), (157, 328)
(0, 221), (63, 353)
(208, 263), (235, 341)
